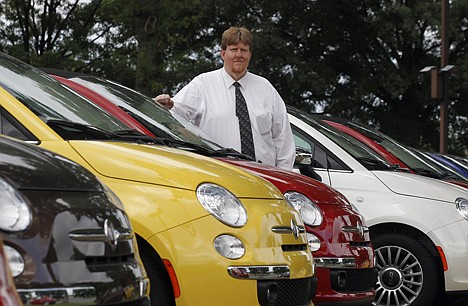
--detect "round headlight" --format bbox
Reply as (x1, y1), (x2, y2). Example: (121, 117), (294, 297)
(456, 198), (468, 220)
(214, 235), (245, 259)
(196, 183), (247, 227)
(4, 245), (25, 277)
(284, 191), (323, 226)
(0, 177), (32, 232)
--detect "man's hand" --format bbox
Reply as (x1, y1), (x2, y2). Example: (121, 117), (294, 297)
(153, 94), (174, 109)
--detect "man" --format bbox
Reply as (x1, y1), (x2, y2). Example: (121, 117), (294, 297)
(155, 26), (295, 170)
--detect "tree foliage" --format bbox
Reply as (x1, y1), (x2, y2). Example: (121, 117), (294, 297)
(0, 0), (466, 154)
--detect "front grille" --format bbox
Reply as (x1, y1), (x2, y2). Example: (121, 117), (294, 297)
(258, 277), (316, 306)
(281, 244), (308, 252)
(104, 297), (151, 306)
(330, 268), (377, 293)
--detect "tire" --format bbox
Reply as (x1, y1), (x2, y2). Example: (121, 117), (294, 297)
(140, 245), (176, 306)
(372, 233), (440, 306)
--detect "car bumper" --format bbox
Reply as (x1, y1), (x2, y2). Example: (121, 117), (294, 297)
(149, 205), (316, 306)
(18, 278), (150, 305)
(313, 257), (376, 305)
(428, 218), (468, 292)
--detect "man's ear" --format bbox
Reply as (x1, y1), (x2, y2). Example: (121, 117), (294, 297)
(220, 49), (226, 60)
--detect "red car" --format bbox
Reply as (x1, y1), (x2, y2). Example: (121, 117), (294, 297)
(320, 116), (468, 189)
(43, 68), (378, 306)
(0, 236), (22, 306)
(30, 295), (56, 304)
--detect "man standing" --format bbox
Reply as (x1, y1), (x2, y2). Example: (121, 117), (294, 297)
(155, 26), (295, 170)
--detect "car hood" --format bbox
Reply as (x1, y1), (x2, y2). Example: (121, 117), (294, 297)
(69, 141), (284, 198)
(0, 136), (100, 190)
(221, 158), (349, 205)
(373, 170), (468, 202)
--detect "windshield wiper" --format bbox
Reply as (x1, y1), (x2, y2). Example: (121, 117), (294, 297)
(356, 157), (392, 170)
(155, 137), (217, 156)
(47, 120), (161, 144)
(47, 120), (117, 140)
(112, 129), (160, 142)
(411, 167), (443, 179)
(213, 148), (255, 161)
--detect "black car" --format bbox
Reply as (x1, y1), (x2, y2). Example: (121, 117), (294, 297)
(0, 135), (150, 305)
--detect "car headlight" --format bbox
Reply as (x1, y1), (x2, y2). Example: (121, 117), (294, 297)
(456, 198), (468, 221)
(0, 177), (32, 232)
(196, 183), (247, 227)
(284, 191), (323, 226)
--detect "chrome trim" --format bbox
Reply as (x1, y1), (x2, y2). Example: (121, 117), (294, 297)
(228, 265), (290, 280)
(18, 278), (149, 306)
(271, 219), (306, 239)
(18, 287), (96, 305)
(69, 228), (133, 242)
(314, 257), (357, 269)
(342, 221), (369, 238)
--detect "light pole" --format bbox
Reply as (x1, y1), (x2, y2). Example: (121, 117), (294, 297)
(440, 0), (449, 154)
(421, 0), (452, 154)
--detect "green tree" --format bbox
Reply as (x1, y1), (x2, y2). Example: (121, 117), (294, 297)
(0, 0), (466, 154)
(0, 0), (137, 84)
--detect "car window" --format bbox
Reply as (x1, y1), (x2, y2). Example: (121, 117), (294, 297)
(70, 76), (220, 147)
(0, 108), (36, 141)
(0, 53), (129, 135)
(292, 126), (348, 171)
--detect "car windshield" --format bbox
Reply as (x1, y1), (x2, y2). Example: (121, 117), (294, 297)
(288, 107), (392, 171)
(69, 76), (225, 150)
(345, 121), (467, 181)
(0, 53), (129, 135)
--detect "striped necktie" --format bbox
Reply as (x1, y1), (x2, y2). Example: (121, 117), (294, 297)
(234, 82), (256, 159)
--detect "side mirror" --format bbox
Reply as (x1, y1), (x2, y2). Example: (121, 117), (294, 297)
(294, 147), (322, 182)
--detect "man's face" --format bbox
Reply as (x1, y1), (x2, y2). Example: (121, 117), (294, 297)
(221, 42), (251, 77)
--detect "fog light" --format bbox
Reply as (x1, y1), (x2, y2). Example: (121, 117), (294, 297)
(258, 281), (279, 305)
(214, 235), (245, 259)
(331, 270), (347, 289)
(4, 245), (25, 277)
(306, 233), (321, 251)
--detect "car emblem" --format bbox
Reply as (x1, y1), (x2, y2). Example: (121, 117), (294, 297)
(290, 219), (300, 239)
(271, 219), (305, 239)
(342, 220), (369, 239)
(104, 219), (120, 250)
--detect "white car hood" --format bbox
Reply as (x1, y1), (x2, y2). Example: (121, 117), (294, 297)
(373, 171), (468, 202)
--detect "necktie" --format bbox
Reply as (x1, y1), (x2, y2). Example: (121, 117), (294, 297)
(234, 82), (256, 159)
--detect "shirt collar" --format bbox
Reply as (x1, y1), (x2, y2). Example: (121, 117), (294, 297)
(221, 68), (249, 89)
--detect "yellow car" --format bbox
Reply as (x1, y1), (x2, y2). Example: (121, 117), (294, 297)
(0, 53), (316, 305)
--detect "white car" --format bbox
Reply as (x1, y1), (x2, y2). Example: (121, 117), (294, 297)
(288, 107), (468, 306)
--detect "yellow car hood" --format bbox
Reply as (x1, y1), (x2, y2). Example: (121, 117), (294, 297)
(69, 140), (283, 198)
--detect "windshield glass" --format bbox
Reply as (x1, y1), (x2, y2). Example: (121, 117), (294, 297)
(0, 53), (128, 133)
(69, 76), (224, 150)
(288, 108), (391, 170)
(345, 121), (466, 180)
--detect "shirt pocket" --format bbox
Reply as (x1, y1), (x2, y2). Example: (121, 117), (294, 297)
(254, 111), (272, 136)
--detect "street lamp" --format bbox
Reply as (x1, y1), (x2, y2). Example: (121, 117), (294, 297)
(421, 0), (452, 154)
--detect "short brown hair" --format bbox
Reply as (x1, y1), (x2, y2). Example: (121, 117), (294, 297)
(221, 27), (252, 51)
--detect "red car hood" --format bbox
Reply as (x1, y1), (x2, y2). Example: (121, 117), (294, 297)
(220, 158), (349, 205)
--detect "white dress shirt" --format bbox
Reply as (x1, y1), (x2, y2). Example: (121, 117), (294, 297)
(172, 68), (295, 170)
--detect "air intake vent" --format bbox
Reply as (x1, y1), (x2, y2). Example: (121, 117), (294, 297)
(281, 244), (307, 252)
(85, 254), (135, 271)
